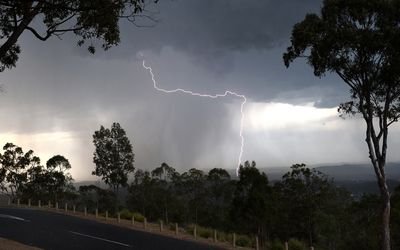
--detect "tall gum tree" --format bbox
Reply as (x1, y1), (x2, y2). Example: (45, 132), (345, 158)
(283, 1), (400, 249)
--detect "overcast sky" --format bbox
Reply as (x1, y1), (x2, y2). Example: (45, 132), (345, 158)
(1, 0), (400, 181)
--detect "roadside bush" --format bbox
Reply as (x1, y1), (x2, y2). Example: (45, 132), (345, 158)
(132, 211), (145, 222)
(288, 238), (308, 250)
(120, 209), (132, 219)
(269, 239), (285, 250)
(236, 235), (253, 247)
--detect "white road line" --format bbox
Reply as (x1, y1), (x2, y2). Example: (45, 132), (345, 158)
(69, 231), (131, 247)
(0, 214), (30, 222)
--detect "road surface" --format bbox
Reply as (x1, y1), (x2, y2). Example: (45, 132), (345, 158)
(0, 207), (221, 250)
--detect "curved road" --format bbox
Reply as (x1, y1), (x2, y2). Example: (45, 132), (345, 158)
(0, 207), (221, 250)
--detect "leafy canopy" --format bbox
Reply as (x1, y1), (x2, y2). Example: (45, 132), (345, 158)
(92, 122), (134, 191)
(0, 0), (158, 71)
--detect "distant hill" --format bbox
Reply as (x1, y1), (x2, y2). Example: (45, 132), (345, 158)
(314, 162), (400, 181)
(74, 163), (400, 197)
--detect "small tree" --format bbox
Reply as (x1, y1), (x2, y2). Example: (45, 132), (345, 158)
(45, 155), (73, 202)
(92, 122), (134, 194)
(283, 1), (400, 248)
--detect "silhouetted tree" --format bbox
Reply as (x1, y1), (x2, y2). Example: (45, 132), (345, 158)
(0, 0), (159, 72)
(92, 122), (134, 196)
(284, 1), (400, 248)
(274, 164), (348, 247)
(0, 143), (38, 198)
(45, 155), (74, 202)
(231, 161), (272, 244)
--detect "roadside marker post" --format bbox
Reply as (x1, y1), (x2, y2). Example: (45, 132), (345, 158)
(117, 212), (120, 223)
(65, 203), (68, 212)
(233, 233), (236, 248)
(28, 199), (31, 207)
(131, 215), (135, 226)
(38, 200), (41, 208)
(84, 206), (87, 216)
(175, 223), (178, 236)
(95, 208), (98, 218)
(105, 211), (108, 221)
(17, 199), (20, 207)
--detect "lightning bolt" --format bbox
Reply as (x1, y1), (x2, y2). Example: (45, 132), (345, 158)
(142, 59), (246, 176)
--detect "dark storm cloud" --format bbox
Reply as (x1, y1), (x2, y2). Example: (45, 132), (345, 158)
(0, 0), (375, 180)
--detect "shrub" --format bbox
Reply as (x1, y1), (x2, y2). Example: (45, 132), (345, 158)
(288, 238), (308, 250)
(131, 211), (145, 222)
(270, 239), (285, 250)
(236, 235), (253, 247)
(119, 209), (132, 220)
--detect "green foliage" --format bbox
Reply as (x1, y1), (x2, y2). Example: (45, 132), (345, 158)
(230, 161), (272, 236)
(92, 122), (135, 192)
(132, 211), (145, 222)
(288, 238), (308, 250)
(78, 185), (116, 213)
(119, 208), (132, 220)
(269, 240), (285, 250)
(235, 234), (253, 247)
(0, 0), (158, 71)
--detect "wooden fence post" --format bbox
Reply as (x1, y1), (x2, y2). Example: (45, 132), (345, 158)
(285, 242), (289, 250)
(38, 200), (41, 208)
(73, 205), (76, 213)
(95, 208), (98, 218)
(160, 220), (163, 231)
(117, 212), (121, 223)
(131, 215), (135, 226)
(28, 199), (31, 207)
(65, 203), (68, 212)
(194, 225), (197, 239)
(214, 230), (217, 242)
(105, 211), (108, 221)
(175, 223), (178, 236)
(255, 236), (259, 250)
(233, 233), (236, 248)
(55, 202), (58, 211)
(84, 206), (87, 216)
(143, 218), (147, 229)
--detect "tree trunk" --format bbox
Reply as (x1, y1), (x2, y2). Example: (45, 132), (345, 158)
(380, 179), (391, 250)
(364, 116), (391, 250)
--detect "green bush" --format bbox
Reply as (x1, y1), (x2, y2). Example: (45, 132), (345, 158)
(270, 239), (285, 250)
(198, 226), (213, 239)
(288, 238), (308, 250)
(131, 211), (145, 222)
(119, 209), (132, 220)
(236, 235), (253, 247)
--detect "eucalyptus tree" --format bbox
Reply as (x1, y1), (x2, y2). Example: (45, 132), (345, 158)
(284, 1), (400, 248)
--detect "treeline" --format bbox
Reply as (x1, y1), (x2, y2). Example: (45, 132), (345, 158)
(0, 143), (75, 203)
(2, 140), (400, 249)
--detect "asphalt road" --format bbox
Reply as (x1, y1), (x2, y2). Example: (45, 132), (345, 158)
(0, 207), (221, 250)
